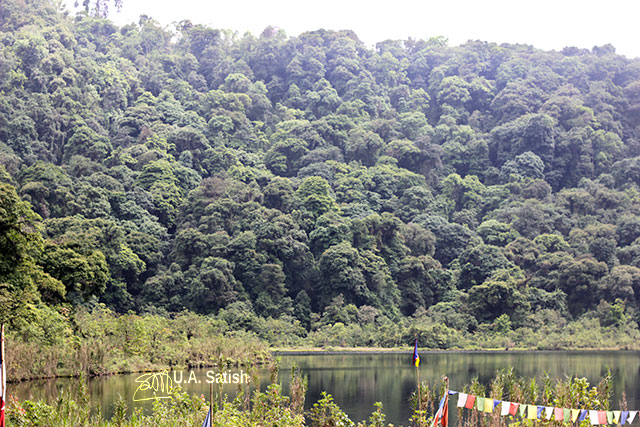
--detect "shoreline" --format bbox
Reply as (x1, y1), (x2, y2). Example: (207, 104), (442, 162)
(272, 346), (639, 355)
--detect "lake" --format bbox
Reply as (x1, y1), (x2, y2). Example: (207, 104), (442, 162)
(11, 351), (640, 426)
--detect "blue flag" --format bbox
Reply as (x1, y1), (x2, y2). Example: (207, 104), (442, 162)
(413, 339), (420, 367)
(200, 407), (211, 427)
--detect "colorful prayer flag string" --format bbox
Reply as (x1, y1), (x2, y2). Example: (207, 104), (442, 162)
(446, 390), (637, 425)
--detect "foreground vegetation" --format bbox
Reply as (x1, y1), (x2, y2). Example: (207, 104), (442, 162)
(7, 368), (615, 426)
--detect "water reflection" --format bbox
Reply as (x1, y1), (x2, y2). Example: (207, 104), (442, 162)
(11, 351), (640, 426)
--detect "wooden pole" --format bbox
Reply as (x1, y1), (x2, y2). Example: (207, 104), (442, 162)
(1, 324), (5, 399)
(417, 363), (422, 427)
(444, 376), (449, 427)
(209, 380), (214, 422)
(1, 323), (5, 427)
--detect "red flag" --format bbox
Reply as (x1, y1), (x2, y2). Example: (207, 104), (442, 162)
(465, 395), (476, 409)
(509, 402), (519, 416)
(0, 324), (5, 427)
(598, 411), (607, 424)
(432, 392), (449, 427)
(554, 407), (564, 421)
(442, 395), (449, 427)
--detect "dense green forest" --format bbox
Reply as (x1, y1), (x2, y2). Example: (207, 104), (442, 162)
(2, 0), (640, 370)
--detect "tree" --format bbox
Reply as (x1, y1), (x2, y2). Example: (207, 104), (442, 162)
(77, 0), (123, 18)
(477, 220), (519, 247)
(431, 222), (480, 265)
(599, 265), (640, 304)
(40, 243), (109, 302)
(556, 256), (608, 316)
(500, 151), (545, 181)
(186, 257), (245, 313)
(395, 255), (443, 315)
(534, 234), (570, 253)
(309, 213), (352, 256)
(64, 124), (113, 162)
(18, 161), (74, 218)
(318, 242), (369, 308)
(468, 269), (528, 324)
(458, 244), (512, 289)
(344, 128), (383, 166)
(296, 176), (337, 219)
(441, 173), (485, 213)
(490, 114), (556, 173)
(254, 263), (292, 318)
(263, 177), (296, 213)
(0, 182), (65, 324)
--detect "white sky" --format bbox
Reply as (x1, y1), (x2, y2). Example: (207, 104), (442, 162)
(63, 0), (640, 59)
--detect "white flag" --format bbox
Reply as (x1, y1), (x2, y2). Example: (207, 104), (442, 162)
(500, 401), (510, 416)
(545, 407), (553, 420)
(457, 393), (467, 408)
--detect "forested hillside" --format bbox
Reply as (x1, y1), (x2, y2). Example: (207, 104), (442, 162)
(2, 0), (640, 354)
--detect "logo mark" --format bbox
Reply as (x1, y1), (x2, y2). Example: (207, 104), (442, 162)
(133, 370), (173, 402)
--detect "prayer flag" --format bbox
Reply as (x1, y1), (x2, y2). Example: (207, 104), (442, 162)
(590, 410), (599, 425)
(537, 406), (544, 419)
(555, 407), (564, 421)
(519, 404), (526, 417)
(564, 408), (571, 421)
(457, 393), (467, 408)
(464, 395), (476, 409)
(484, 399), (493, 413)
(545, 406), (554, 420)
(579, 410), (588, 422)
(199, 407), (212, 427)
(509, 402), (519, 416)
(500, 401), (510, 416)
(621, 411), (629, 425)
(494, 400), (500, 410)
(431, 392), (449, 427)
(629, 411), (638, 424)
(571, 409), (580, 422)
(527, 405), (537, 420)
(413, 339), (420, 367)
(607, 411), (614, 424)
(598, 411), (607, 424)
(476, 397), (485, 411)
(614, 411), (621, 424)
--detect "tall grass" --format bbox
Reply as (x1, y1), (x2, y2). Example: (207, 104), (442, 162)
(7, 308), (272, 382)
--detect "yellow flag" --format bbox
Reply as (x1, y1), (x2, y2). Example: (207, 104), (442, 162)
(485, 399), (493, 413)
(528, 405), (538, 420)
(571, 409), (580, 422)
(614, 411), (621, 424)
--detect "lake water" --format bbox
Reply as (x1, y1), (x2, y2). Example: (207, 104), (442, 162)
(12, 351), (640, 426)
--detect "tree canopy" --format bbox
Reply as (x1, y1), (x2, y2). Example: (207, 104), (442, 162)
(1, 0), (640, 338)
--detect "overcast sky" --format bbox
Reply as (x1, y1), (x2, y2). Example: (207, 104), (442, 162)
(64, 0), (640, 58)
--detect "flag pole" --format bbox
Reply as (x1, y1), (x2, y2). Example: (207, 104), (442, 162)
(417, 362), (422, 427)
(1, 323), (5, 427)
(209, 381), (213, 418)
(444, 376), (449, 427)
(414, 337), (422, 427)
(1, 324), (3, 397)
